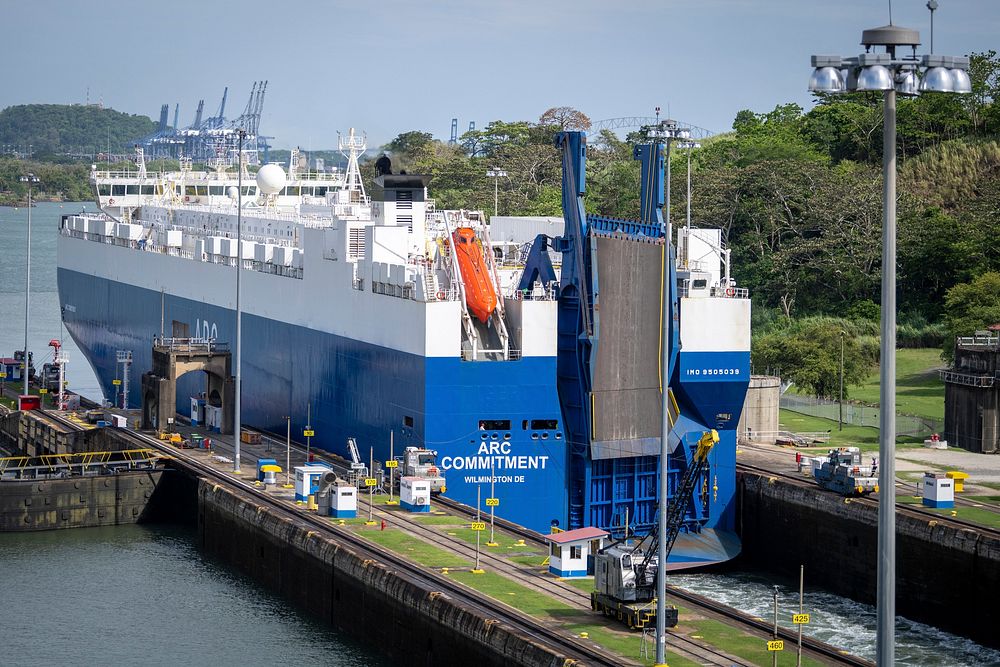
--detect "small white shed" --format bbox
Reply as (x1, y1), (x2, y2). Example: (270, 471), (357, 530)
(544, 527), (609, 578)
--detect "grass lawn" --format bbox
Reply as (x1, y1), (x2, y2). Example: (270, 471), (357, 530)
(441, 525), (546, 555)
(355, 527), (471, 568)
(849, 348), (945, 420)
(896, 496), (1000, 529)
(777, 410), (924, 452)
(686, 618), (826, 667)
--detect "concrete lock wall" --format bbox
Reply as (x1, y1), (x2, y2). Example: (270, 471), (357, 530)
(197, 480), (572, 667)
(736, 470), (1000, 649)
(0, 470), (164, 530)
(736, 376), (780, 444)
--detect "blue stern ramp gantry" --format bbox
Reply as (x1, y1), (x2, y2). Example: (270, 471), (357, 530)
(519, 131), (751, 569)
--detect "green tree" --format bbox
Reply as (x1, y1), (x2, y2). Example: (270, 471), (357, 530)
(941, 272), (1000, 359)
(384, 131), (434, 156)
(752, 319), (875, 398)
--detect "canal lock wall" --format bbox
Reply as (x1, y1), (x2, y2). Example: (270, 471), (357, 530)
(737, 469), (1000, 649)
(196, 479), (574, 667)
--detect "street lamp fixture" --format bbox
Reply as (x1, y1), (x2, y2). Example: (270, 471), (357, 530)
(20, 173), (40, 397)
(808, 21), (968, 667)
(486, 168), (507, 217)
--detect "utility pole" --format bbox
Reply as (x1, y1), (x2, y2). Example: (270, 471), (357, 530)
(839, 331), (845, 431)
(20, 173), (39, 398)
(233, 129), (246, 474)
(306, 402), (311, 462)
(387, 430), (396, 505)
(368, 446), (375, 524)
(486, 168), (506, 217)
(772, 586), (780, 667)
(487, 456), (498, 547)
(797, 565), (805, 667)
(285, 415), (291, 487)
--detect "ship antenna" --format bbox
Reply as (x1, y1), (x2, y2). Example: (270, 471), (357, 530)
(339, 128), (369, 205)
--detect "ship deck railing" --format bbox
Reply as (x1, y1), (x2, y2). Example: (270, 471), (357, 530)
(91, 169), (346, 183)
(709, 285), (749, 299)
(153, 337), (229, 354)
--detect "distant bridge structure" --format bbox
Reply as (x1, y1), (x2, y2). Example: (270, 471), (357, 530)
(588, 117), (716, 140)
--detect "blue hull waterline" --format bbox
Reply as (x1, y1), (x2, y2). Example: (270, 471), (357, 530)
(58, 268), (569, 532)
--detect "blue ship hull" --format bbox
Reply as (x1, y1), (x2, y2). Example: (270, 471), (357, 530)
(57, 268), (569, 532)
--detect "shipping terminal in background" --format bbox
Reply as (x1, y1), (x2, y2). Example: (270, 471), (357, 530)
(56, 130), (750, 566)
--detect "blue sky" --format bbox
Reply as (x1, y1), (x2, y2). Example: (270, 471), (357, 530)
(2, 0), (996, 149)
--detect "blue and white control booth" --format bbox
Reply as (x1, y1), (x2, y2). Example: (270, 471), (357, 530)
(295, 464), (333, 502)
(329, 482), (357, 518)
(400, 476), (431, 513)
(545, 527), (609, 578)
(923, 472), (955, 508)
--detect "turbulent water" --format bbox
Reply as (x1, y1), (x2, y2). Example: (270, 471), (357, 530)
(0, 202), (102, 399)
(0, 525), (385, 666)
(671, 570), (1000, 666)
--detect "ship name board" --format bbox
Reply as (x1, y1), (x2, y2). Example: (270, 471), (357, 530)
(440, 441), (550, 485)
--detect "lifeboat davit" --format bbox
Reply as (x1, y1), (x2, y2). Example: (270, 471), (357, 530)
(452, 227), (498, 323)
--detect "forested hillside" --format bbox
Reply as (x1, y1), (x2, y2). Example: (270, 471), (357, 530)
(0, 104), (157, 156)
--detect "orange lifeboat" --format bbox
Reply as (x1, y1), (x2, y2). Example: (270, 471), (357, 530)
(452, 227), (497, 323)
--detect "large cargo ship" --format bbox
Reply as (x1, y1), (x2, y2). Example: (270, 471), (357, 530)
(57, 130), (750, 565)
(58, 133), (567, 532)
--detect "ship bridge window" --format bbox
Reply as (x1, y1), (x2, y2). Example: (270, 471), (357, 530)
(98, 185), (111, 196)
(140, 185), (156, 195)
(479, 419), (510, 431)
(693, 279), (708, 289)
(209, 185), (223, 196)
(530, 419), (558, 430)
(282, 186), (301, 196)
(185, 185), (197, 196)
(196, 186), (208, 196)
(125, 185), (138, 195)
(112, 185), (126, 196)
(242, 186), (255, 196)
(314, 186), (328, 196)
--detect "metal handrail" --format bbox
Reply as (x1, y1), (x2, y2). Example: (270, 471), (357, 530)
(938, 369), (995, 388)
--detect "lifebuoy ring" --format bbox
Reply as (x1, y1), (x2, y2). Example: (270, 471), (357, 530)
(184, 195), (190, 202)
(108, 198), (115, 205)
(725, 287), (735, 297)
(436, 290), (446, 301)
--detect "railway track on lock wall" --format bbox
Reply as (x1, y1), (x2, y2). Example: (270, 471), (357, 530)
(111, 426), (629, 667)
(737, 461), (1000, 538)
(208, 423), (871, 666)
(432, 496), (873, 667)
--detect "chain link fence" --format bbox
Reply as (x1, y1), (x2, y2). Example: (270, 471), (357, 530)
(780, 393), (943, 439)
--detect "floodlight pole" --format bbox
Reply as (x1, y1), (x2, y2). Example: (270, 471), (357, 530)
(21, 174), (37, 397)
(234, 129), (246, 473)
(877, 86), (897, 667)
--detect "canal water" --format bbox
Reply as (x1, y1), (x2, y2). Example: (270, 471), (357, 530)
(672, 570), (1000, 666)
(0, 525), (385, 666)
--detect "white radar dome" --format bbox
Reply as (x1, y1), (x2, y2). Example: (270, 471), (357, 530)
(227, 186), (239, 199)
(256, 164), (287, 195)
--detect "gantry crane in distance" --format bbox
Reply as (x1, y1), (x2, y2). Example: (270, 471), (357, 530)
(590, 429), (719, 630)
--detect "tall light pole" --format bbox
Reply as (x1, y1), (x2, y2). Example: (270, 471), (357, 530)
(649, 115), (690, 667)
(20, 173), (39, 397)
(233, 129), (246, 473)
(677, 141), (700, 231)
(808, 21), (969, 665)
(486, 168), (506, 217)
(839, 330), (845, 432)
